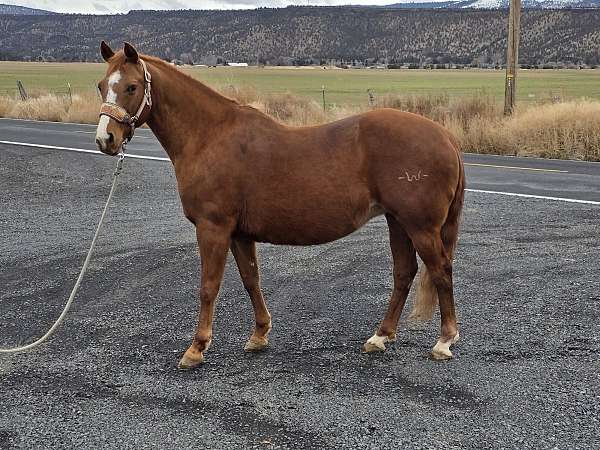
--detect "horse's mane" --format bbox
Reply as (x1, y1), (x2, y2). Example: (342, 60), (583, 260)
(141, 54), (240, 107)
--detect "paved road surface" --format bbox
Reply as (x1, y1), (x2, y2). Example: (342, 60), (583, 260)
(0, 119), (599, 449)
(1, 117), (599, 203)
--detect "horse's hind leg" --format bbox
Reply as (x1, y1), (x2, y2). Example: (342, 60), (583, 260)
(410, 229), (459, 360)
(363, 215), (418, 352)
(231, 238), (272, 351)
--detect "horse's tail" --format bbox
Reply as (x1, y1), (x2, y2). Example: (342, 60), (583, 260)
(409, 143), (465, 321)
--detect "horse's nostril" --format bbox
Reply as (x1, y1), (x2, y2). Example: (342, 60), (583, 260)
(95, 138), (102, 149)
(107, 133), (114, 143)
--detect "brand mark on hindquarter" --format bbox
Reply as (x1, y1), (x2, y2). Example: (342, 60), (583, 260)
(398, 170), (429, 182)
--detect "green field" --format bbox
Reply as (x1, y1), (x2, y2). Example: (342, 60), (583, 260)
(1, 62), (599, 106)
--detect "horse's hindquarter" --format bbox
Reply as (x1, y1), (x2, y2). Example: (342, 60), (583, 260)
(236, 116), (378, 245)
(360, 109), (461, 230)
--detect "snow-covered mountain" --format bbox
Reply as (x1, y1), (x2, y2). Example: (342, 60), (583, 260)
(0, 1), (251, 14)
(0, 3), (54, 14)
(384, 0), (600, 8)
(458, 0), (600, 7)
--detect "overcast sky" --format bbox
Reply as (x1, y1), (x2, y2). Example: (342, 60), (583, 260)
(13, 0), (439, 14)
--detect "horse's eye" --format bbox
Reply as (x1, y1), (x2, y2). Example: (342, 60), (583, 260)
(127, 85), (136, 94)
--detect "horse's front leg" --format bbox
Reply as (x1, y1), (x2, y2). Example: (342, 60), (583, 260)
(178, 220), (231, 370)
(231, 238), (272, 351)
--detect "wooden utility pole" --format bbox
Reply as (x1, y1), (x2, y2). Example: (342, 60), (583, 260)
(504, 0), (521, 115)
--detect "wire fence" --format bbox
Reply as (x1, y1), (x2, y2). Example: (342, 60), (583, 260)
(0, 81), (99, 101)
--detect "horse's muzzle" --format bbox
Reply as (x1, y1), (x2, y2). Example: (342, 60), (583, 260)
(96, 134), (120, 155)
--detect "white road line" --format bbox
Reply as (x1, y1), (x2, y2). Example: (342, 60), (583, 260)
(1, 139), (599, 205)
(463, 151), (600, 165)
(0, 140), (169, 162)
(464, 163), (568, 173)
(73, 130), (155, 139)
(466, 189), (600, 206)
(0, 118), (597, 167)
(0, 117), (154, 136)
(1, 125), (154, 140)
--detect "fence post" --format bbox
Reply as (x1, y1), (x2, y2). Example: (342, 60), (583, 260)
(17, 80), (28, 101)
(321, 85), (326, 111)
(66, 82), (72, 105)
(367, 89), (375, 107)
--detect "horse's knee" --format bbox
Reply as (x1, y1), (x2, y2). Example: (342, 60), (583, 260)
(242, 279), (260, 296)
(199, 284), (219, 304)
(236, 268), (258, 292)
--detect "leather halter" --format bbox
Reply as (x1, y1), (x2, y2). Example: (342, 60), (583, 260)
(98, 58), (152, 143)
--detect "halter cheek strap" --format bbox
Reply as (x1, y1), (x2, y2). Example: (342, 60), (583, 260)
(98, 58), (152, 143)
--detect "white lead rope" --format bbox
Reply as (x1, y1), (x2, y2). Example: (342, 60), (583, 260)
(0, 152), (126, 354)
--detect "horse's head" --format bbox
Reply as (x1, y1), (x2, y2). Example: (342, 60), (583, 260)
(95, 41), (152, 155)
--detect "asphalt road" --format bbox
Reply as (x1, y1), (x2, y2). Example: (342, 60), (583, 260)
(1, 117), (600, 203)
(0, 119), (599, 449)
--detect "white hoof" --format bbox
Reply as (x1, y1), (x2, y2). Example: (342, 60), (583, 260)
(244, 336), (269, 352)
(363, 334), (388, 353)
(431, 332), (459, 360)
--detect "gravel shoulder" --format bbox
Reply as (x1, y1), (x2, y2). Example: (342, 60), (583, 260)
(0, 145), (599, 449)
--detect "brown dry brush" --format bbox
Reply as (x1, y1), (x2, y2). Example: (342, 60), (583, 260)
(0, 91), (101, 124)
(1, 88), (599, 161)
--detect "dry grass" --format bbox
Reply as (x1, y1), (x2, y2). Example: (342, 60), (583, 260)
(447, 100), (600, 161)
(1, 88), (599, 161)
(0, 91), (100, 124)
(220, 85), (328, 126)
(372, 92), (600, 161)
(374, 91), (499, 126)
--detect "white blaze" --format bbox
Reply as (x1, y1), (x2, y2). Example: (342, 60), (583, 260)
(95, 70), (121, 142)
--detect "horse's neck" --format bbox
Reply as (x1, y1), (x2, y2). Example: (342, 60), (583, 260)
(145, 60), (235, 163)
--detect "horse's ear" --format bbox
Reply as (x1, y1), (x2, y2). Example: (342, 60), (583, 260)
(100, 40), (114, 62)
(123, 42), (139, 63)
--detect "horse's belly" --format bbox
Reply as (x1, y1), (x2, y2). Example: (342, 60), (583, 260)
(243, 200), (384, 246)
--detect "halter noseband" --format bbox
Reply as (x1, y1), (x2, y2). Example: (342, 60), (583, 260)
(98, 58), (152, 143)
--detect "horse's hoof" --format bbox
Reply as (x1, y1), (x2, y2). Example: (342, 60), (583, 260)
(178, 351), (204, 370)
(431, 345), (453, 360)
(431, 332), (459, 361)
(362, 334), (388, 353)
(244, 336), (268, 352)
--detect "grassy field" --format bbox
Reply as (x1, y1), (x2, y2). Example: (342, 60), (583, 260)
(1, 62), (599, 161)
(1, 62), (599, 106)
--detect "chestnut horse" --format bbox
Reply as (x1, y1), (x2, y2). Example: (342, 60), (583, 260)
(95, 42), (465, 369)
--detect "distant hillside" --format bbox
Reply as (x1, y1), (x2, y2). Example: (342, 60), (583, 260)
(0, 3), (54, 14)
(0, 7), (599, 66)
